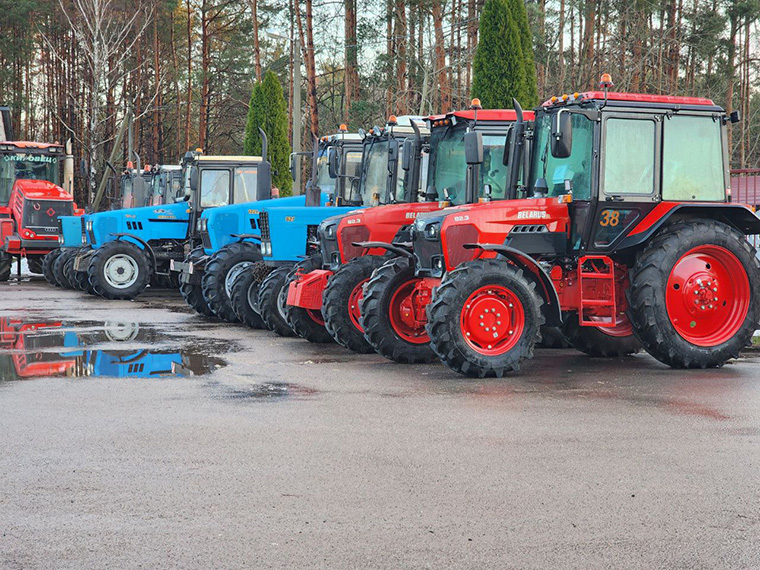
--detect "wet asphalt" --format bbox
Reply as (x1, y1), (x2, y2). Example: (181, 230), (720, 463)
(0, 277), (759, 569)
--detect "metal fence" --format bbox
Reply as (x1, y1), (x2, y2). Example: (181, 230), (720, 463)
(731, 169), (760, 248)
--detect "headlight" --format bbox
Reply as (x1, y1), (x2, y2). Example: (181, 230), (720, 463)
(86, 220), (93, 231)
(425, 222), (440, 239)
(198, 218), (208, 231)
(58, 234), (64, 245)
(326, 224), (336, 238)
(196, 219), (202, 231)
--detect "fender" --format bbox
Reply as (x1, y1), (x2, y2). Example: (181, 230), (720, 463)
(619, 203), (760, 250)
(462, 243), (562, 326)
(352, 240), (413, 258)
(230, 234), (261, 242)
(110, 233), (158, 272)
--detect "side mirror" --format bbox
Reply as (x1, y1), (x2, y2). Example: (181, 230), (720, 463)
(401, 139), (413, 171)
(502, 125), (514, 166)
(328, 147), (339, 179)
(257, 161), (272, 200)
(388, 139), (399, 173)
(189, 167), (199, 194)
(730, 110), (741, 124)
(289, 153), (297, 181)
(464, 131), (483, 165)
(551, 111), (572, 158)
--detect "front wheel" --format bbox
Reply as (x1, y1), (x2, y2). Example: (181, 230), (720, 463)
(202, 242), (262, 323)
(282, 254), (332, 344)
(54, 248), (78, 289)
(258, 265), (296, 337)
(230, 261), (273, 329)
(359, 256), (437, 364)
(0, 252), (11, 282)
(179, 247), (214, 316)
(627, 220), (760, 368)
(88, 241), (152, 300)
(42, 249), (63, 286)
(323, 255), (387, 353)
(426, 259), (544, 378)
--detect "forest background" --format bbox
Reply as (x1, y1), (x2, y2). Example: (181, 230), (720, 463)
(0, 0), (757, 205)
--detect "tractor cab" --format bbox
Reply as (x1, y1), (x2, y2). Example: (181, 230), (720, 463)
(119, 164), (155, 209)
(148, 165), (183, 206)
(0, 141), (79, 279)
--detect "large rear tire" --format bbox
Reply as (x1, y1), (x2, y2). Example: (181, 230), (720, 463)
(43, 249), (63, 286)
(258, 265), (296, 337)
(201, 242), (262, 323)
(88, 241), (152, 300)
(562, 314), (640, 357)
(427, 259), (544, 378)
(284, 255), (333, 343)
(54, 248), (78, 289)
(230, 261), (272, 329)
(360, 256), (437, 364)
(627, 220), (760, 368)
(323, 255), (387, 353)
(179, 247), (214, 316)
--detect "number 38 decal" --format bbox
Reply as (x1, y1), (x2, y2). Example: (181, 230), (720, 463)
(599, 210), (621, 227)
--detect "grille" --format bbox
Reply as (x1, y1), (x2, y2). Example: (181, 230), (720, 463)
(339, 225), (371, 262)
(511, 224), (548, 234)
(23, 200), (73, 235)
(412, 228), (444, 276)
(201, 230), (212, 249)
(126, 221), (144, 230)
(249, 218), (257, 230)
(259, 212), (270, 240)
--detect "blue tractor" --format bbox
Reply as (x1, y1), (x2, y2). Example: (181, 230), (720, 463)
(238, 117), (428, 342)
(47, 158), (188, 292)
(69, 131), (274, 300)
(172, 128), (364, 322)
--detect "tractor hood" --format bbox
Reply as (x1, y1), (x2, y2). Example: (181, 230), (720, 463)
(88, 200), (191, 248)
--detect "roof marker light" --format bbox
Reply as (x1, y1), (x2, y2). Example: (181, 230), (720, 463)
(599, 73), (614, 89)
(388, 115), (398, 125)
(470, 98), (482, 109)
(339, 123), (348, 131)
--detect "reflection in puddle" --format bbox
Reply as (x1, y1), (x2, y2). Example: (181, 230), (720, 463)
(0, 317), (226, 380)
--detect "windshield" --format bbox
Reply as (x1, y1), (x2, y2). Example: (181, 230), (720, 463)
(427, 126), (508, 204)
(0, 153), (60, 206)
(316, 150), (335, 193)
(233, 166), (258, 203)
(339, 150), (363, 201)
(357, 140), (390, 205)
(151, 174), (162, 205)
(200, 169), (231, 208)
(530, 112), (595, 200)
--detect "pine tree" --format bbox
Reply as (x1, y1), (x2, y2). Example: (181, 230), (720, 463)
(506, 0), (538, 106)
(244, 71), (293, 196)
(471, 0), (526, 109)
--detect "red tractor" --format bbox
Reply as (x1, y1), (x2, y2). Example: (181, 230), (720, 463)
(362, 79), (760, 376)
(0, 317), (76, 379)
(286, 103), (528, 355)
(0, 139), (79, 280)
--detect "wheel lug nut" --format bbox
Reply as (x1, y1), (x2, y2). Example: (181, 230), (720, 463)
(487, 345), (492, 349)
(713, 288), (717, 292)
(701, 305), (705, 310)
(480, 315), (484, 319)
(485, 327), (490, 331)
(694, 290), (699, 295)
(480, 323), (484, 327)
(484, 309), (489, 313)
(708, 304), (713, 309)
(493, 332), (498, 338)
(497, 320), (501, 325)
(508, 304), (513, 308)
(497, 313), (501, 317)
(509, 330), (513, 335)
(466, 332), (471, 337)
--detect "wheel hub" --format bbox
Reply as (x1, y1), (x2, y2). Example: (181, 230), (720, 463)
(389, 279), (430, 344)
(461, 286), (524, 355)
(103, 254), (139, 289)
(666, 245), (749, 346)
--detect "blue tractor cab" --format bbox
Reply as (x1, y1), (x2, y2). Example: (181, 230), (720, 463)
(172, 129), (363, 322)
(70, 131), (274, 300)
(243, 117), (427, 340)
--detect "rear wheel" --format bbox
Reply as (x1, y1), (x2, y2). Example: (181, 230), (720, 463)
(562, 314), (640, 357)
(202, 242), (262, 323)
(54, 248), (78, 289)
(627, 220), (760, 368)
(42, 249), (63, 285)
(258, 265), (296, 337)
(323, 255), (387, 353)
(179, 248), (214, 317)
(27, 255), (44, 275)
(230, 261), (273, 329)
(284, 254), (333, 343)
(426, 259), (544, 377)
(360, 256), (437, 364)
(88, 241), (152, 300)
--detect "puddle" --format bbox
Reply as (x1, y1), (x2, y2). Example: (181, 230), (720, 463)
(0, 317), (227, 380)
(210, 381), (319, 402)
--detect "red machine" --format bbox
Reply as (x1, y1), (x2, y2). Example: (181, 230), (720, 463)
(0, 140), (80, 280)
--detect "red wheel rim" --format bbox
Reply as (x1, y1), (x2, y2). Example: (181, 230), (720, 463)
(665, 245), (750, 347)
(460, 285), (525, 356)
(348, 279), (369, 333)
(307, 309), (324, 325)
(388, 279), (430, 344)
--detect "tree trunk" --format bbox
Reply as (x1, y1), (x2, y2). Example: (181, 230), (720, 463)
(344, 0), (358, 117)
(248, 0), (262, 82)
(431, 0), (450, 112)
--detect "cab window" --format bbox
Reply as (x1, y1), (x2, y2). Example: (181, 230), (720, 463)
(234, 167), (258, 203)
(602, 118), (656, 196)
(481, 134), (508, 199)
(200, 169), (230, 208)
(662, 115), (724, 201)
